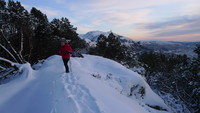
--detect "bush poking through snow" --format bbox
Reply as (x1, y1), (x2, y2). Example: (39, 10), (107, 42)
(91, 73), (101, 79)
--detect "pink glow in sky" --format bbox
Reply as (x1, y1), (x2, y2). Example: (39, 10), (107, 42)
(18, 0), (200, 41)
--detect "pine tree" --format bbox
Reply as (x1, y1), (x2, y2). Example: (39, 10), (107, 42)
(194, 45), (200, 59)
(93, 33), (139, 67)
(0, 0), (6, 10)
(191, 45), (200, 75)
(96, 34), (107, 56)
(50, 18), (85, 50)
(105, 33), (121, 60)
(30, 7), (48, 24)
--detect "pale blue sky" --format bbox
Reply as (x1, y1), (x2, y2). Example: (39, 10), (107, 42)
(12, 0), (200, 41)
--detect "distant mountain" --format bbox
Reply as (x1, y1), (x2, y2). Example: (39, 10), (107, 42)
(79, 30), (133, 42)
(80, 31), (200, 57)
(79, 31), (111, 41)
(139, 41), (200, 57)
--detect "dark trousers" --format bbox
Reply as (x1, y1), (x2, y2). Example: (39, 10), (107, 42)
(63, 59), (69, 73)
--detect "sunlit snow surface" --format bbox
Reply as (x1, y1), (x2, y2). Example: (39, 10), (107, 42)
(0, 55), (171, 113)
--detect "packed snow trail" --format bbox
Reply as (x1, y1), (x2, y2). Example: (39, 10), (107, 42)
(0, 56), (101, 113)
(0, 55), (171, 113)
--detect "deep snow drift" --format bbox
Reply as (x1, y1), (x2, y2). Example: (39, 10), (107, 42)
(0, 55), (172, 113)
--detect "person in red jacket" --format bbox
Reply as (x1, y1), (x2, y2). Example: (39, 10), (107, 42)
(60, 39), (73, 73)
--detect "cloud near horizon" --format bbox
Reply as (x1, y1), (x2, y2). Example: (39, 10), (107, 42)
(144, 16), (200, 36)
(133, 16), (200, 41)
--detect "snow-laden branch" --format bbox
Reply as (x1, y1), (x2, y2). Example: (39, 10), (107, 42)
(0, 29), (24, 63)
(0, 43), (18, 62)
(0, 57), (15, 66)
(0, 65), (6, 70)
(20, 30), (24, 54)
(0, 57), (21, 69)
(0, 68), (15, 79)
(19, 30), (24, 62)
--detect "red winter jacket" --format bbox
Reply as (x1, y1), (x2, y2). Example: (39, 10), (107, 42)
(60, 43), (73, 59)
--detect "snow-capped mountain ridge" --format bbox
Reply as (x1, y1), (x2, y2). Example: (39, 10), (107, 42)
(79, 30), (133, 42)
(80, 31), (199, 57)
(79, 30), (111, 41)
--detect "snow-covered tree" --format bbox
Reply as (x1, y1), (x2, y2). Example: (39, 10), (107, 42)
(139, 51), (200, 112)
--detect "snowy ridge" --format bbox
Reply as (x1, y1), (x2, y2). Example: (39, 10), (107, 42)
(79, 31), (135, 47)
(79, 31), (112, 41)
(79, 31), (132, 42)
(0, 55), (171, 113)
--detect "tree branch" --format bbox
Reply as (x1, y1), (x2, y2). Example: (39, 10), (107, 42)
(19, 30), (25, 63)
(0, 57), (21, 70)
(0, 68), (15, 79)
(28, 35), (33, 61)
(0, 65), (6, 70)
(19, 30), (23, 54)
(0, 43), (18, 62)
(0, 29), (24, 63)
(0, 57), (15, 66)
